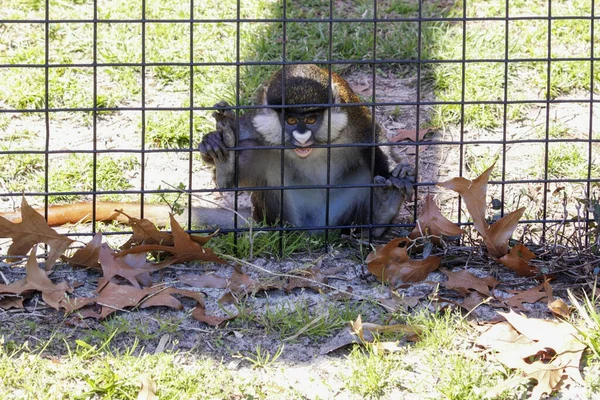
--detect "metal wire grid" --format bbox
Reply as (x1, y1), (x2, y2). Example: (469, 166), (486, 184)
(0, 0), (597, 243)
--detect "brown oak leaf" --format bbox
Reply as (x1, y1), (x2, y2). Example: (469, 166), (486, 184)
(62, 232), (103, 270)
(505, 283), (547, 311)
(118, 210), (215, 250)
(440, 268), (499, 297)
(117, 214), (226, 267)
(498, 242), (538, 277)
(409, 194), (464, 239)
(390, 128), (430, 142)
(0, 246), (73, 310)
(438, 164), (525, 258)
(97, 244), (164, 291)
(0, 197), (73, 270)
(366, 238), (441, 286)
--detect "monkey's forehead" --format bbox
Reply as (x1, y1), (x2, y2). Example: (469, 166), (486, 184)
(267, 77), (331, 106)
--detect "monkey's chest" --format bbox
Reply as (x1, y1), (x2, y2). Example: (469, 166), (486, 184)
(282, 169), (371, 228)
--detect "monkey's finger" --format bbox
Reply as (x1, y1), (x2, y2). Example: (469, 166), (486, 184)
(386, 177), (415, 196)
(214, 100), (230, 109)
(391, 163), (414, 179)
(201, 134), (228, 162)
(374, 176), (387, 185)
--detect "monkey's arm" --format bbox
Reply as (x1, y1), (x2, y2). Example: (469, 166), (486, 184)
(199, 102), (269, 189)
(371, 157), (415, 237)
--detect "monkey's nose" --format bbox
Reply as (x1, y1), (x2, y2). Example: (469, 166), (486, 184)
(292, 130), (312, 144)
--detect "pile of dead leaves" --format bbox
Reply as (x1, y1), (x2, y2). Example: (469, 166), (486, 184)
(364, 163), (588, 399)
(0, 199), (357, 326)
(0, 199), (236, 325)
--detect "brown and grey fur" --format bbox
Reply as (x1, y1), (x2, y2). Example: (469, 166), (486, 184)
(199, 64), (413, 236)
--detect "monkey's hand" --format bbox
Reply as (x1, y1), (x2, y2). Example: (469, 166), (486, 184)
(212, 100), (236, 148)
(199, 101), (236, 163)
(199, 101), (240, 188)
(372, 163), (415, 236)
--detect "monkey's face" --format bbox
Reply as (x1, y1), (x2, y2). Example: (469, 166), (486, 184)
(284, 112), (322, 158)
(252, 107), (349, 156)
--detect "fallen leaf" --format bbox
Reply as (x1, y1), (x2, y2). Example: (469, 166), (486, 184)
(0, 246), (73, 310)
(366, 238), (441, 286)
(372, 341), (403, 354)
(440, 268), (499, 297)
(319, 316), (419, 355)
(137, 374), (158, 400)
(97, 244), (164, 291)
(438, 164), (525, 258)
(544, 279), (570, 318)
(0, 197), (74, 270)
(409, 194), (464, 239)
(505, 283), (546, 311)
(117, 214), (226, 267)
(378, 291), (425, 311)
(459, 291), (490, 312)
(118, 210), (216, 250)
(485, 208), (526, 258)
(351, 315), (366, 342)
(548, 298), (570, 319)
(62, 232), (103, 270)
(476, 310), (586, 399)
(140, 287), (205, 310)
(191, 306), (236, 326)
(285, 260), (345, 292)
(390, 128), (430, 142)
(230, 268), (282, 296)
(319, 323), (374, 355)
(498, 243), (538, 277)
(219, 267), (283, 304)
(0, 296), (24, 310)
(120, 212), (175, 250)
(64, 283), (210, 321)
(438, 163), (495, 237)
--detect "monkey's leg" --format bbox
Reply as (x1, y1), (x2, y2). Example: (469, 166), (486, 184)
(372, 163), (415, 237)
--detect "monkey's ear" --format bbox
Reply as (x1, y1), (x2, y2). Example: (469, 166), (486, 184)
(257, 85), (269, 105)
(331, 82), (343, 110)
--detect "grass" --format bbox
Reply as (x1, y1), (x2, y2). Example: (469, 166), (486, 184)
(342, 309), (524, 399)
(208, 224), (342, 259)
(3, 295), (600, 398)
(1, 0), (598, 202)
(0, 335), (244, 399)
(244, 299), (369, 339)
(46, 154), (139, 203)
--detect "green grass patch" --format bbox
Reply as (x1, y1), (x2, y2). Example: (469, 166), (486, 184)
(46, 154), (139, 203)
(208, 225), (341, 259)
(0, 335), (241, 399)
(546, 142), (599, 180)
(246, 299), (367, 340)
(343, 309), (523, 399)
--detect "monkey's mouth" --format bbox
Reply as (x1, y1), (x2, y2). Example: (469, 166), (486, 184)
(293, 147), (313, 158)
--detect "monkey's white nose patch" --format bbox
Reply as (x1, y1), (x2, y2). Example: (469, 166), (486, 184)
(293, 130), (312, 144)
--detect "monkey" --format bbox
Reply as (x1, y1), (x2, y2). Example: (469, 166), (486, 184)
(1, 65), (413, 236)
(198, 64), (414, 236)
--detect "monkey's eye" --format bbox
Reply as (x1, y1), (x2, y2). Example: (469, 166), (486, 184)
(305, 116), (317, 125)
(286, 116), (297, 125)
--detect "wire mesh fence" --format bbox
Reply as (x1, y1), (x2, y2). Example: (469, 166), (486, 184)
(0, 0), (598, 248)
